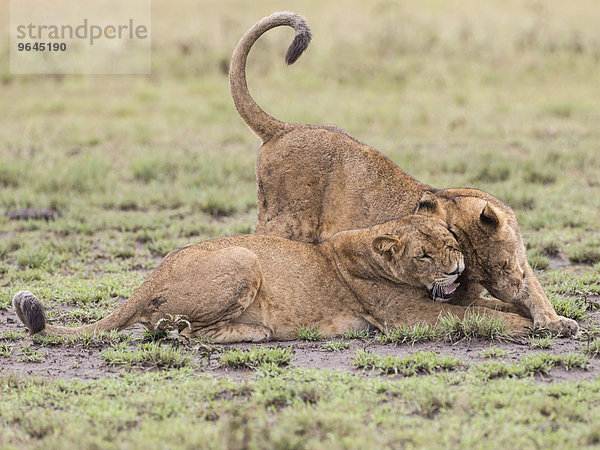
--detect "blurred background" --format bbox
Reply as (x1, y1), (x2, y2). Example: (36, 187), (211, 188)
(0, 0), (599, 276)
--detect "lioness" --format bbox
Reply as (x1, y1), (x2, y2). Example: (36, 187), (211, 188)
(229, 12), (577, 336)
(13, 216), (532, 342)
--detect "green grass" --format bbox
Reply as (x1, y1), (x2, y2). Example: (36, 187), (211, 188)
(0, 330), (27, 341)
(322, 340), (351, 352)
(437, 312), (511, 342)
(18, 345), (44, 363)
(530, 336), (557, 349)
(342, 328), (373, 340)
(2, 369), (600, 448)
(377, 323), (439, 345)
(101, 342), (194, 369)
(355, 350), (463, 376)
(0, 343), (13, 357)
(218, 347), (294, 370)
(297, 324), (323, 341)
(479, 346), (509, 359)
(475, 353), (590, 380)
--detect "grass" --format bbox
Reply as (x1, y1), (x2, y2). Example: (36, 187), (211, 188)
(342, 328), (373, 340)
(377, 323), (438, 345)
(0, 330), (27, 341)
(480, 346), (509, 359)
(101, 342), (194, 369)
(475, 353), (590, 380)
(297, 324), (323, 341)
(355, 350), (463, 376)
(18, 345), (44, 363)
(530, 336), (557, 349)
(218, 347), (294, 370)
(0, 343), (13, 357)
(0, 0), (599, 446)
(437, 312), (511, 342)
(2, 369), (600, 448)
(322, 340), (351, 352)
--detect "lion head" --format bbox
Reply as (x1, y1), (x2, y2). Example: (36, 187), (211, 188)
(415, 190), (526, 302)
(371, 215), (465, 302)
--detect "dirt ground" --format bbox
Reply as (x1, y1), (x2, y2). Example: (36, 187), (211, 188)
(1, 307), (599, 382)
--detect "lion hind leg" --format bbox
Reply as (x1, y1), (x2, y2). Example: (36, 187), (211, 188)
(184, 323), (273, 344)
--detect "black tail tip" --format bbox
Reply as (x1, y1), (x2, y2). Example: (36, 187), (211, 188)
(285, 31), (312, 65)
(12, 290), (46, 335)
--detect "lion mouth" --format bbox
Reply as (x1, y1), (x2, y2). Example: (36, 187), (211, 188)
(429, 282), (460, 302)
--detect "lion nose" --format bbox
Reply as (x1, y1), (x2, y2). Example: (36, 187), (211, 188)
(447, 264), (463, 276)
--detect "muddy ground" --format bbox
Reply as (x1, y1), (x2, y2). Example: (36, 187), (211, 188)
(1, 307), (599, 382)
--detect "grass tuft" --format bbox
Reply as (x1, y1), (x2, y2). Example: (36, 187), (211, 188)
(377, 323), (438, 345)
(549, 294), (590, 320)
(322, 340), (351, 352)
(438, 312), (510, 342)
(479, 346), (509, 358)
(219, 347), (294, 370)
(19, 345), (44, 363)
(0, 343), (13, 357)
(101, 342), (193, 369)
(0, 330), (28, 341)
(530, 336), (556, 349)
(297, 324), (323, 341)
(355, 349), (462, 376)
(342, 328), (373, 340)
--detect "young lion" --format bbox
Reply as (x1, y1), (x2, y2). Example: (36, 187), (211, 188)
(229, 12), (577, 337)
(13, 216), (532, 343)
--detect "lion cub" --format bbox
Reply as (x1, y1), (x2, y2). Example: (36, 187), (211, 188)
(13, 215), (531, 343)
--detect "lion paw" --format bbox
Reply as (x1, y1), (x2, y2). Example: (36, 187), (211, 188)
(536, 316), (579, 337)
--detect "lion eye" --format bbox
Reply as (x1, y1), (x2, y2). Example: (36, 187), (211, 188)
(419, 254), (433, 261)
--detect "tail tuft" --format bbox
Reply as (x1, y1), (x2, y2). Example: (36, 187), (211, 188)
(285, 28), (312, 65)
(13, 290), (46, 335)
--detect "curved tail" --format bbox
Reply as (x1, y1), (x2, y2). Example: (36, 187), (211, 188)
(230, 11), (312, 141)
(12, 290), (141, 337)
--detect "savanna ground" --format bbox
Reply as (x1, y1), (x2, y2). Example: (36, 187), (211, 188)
(1, 0), (600, 447)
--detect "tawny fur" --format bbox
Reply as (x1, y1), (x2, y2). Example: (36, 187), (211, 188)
(228, 12), (578, 337)
(13, 216), (533, 343)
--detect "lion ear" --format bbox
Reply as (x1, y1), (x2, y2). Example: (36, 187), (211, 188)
(480, 202), (502, 230)
(372, 235), (406, 262)
(415, 191), (442, 217)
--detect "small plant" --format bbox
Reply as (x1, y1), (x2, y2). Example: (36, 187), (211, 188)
(19, 345), (44, 363)
(322, 340), (351, 352)
(438, 312), (510, 342)
(0, 330), (27, 341)
(579, 325), (600, 355)
(530, 336), (556, 349)
(31, 334), (66, 346)
(102, 342), (193, 369)
(219, 347), (293, 370)
(549, 295), (589, 321)
(475, 353), (590, 380)
(342, 328), (372, 340)
(0, 343), (13, 357)
(582, 340), (600, 357)
(355, 349), (462, 376)
(377, 323), (438, 345)
(479, 346), (509, 358)
(297, 324), (323, 341)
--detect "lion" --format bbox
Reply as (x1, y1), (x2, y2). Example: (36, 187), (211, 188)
(12, 215), (532, 343)
(229, 12), (578, 337)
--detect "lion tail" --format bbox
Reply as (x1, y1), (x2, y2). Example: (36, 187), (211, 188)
(230, 11), (312, 142)
(12, 290), (142, 337)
